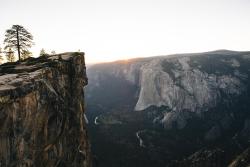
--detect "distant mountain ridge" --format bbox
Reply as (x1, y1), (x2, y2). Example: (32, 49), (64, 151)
(87, 50), (250, 125)
(86, 50), (250, 167)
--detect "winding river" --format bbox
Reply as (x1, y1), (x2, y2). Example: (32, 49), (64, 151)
(136, 130), (146, 147)
(94, 116), (99, 125)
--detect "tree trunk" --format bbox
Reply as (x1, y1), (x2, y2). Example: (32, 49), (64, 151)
(16, 26), (20, 61)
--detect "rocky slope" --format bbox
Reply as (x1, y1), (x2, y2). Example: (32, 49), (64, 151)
(0, 53), (91, 167)
(228, 147), (250, 167)
(86, 50), (250, 167)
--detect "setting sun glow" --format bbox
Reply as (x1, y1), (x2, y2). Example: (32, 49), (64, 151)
(1, 0), (250, 64)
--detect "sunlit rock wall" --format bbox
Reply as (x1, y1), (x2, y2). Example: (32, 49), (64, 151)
(0, 52), (91, 167)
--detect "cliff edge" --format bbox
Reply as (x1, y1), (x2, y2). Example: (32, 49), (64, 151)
(0, 52), (91, 167)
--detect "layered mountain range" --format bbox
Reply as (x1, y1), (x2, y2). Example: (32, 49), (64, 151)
(86, 50), (250, 167)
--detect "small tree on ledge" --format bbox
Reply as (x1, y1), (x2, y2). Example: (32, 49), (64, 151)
(40, 48), (49, 57)
(0, 48), (4, 64)
(5, 48), (15, 62)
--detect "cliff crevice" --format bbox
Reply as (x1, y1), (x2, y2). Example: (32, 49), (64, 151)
(0, 52), (91, 167)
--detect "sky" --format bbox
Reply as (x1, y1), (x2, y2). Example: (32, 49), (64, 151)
(0, 0), (250, 64)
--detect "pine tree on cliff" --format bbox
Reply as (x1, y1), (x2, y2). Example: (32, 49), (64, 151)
(51, 50), (56, 54)
(0, 48), (4, 64)
(4, 25), (34, 61)
(39, 48), (48, 57)
(21, 50), (32, 60)
(5, 48), (15, 62)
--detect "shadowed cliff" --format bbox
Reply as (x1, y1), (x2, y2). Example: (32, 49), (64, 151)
(0, 52), (91, 167)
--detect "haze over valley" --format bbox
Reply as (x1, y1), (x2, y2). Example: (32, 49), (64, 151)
(1, 0), (250, 167)
(86, 50), (250, 167)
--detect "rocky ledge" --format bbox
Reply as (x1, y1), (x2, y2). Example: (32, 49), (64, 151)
(0, 53), (91, 167)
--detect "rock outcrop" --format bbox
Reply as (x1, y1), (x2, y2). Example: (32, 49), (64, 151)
(0, 53), (91, 167)
(168, 148), (226, 167)
(135, 56), (245, 112)
(228, 148), (250, 167)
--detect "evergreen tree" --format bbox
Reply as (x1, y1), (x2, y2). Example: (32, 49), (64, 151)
(5, 48), (15, 62)
(21, 50), (32, 60)
(0, 48), (4, 64)
(4, 25), (34, 61)
(51, 50), (56, 54)
(40, 48), (48, 56)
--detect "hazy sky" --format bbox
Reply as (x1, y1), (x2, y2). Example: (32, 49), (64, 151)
(0, 0), (250, 63)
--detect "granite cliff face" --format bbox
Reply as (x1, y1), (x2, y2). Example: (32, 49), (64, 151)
(0, 53), (91, 167)
(86, 50), (250, 167)
(87, 50), (250, 129)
